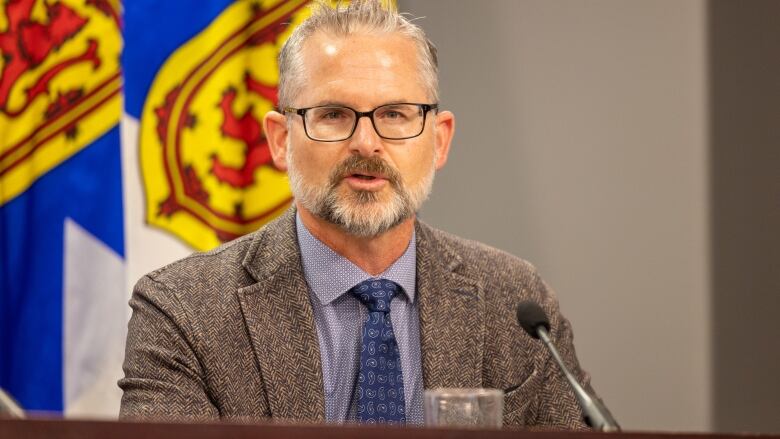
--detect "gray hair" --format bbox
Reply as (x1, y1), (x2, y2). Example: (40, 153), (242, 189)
(277, 0), (439, 109)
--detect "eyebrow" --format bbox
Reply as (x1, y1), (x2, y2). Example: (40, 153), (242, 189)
(308, 99), (411, 109)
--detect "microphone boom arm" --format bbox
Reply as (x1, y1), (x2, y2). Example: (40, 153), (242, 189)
(537, 325), (619, 432)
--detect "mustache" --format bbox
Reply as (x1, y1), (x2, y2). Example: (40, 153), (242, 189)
(327, 155), (402, 189)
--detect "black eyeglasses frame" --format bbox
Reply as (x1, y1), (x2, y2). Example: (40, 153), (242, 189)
(282, 103), (439, 142)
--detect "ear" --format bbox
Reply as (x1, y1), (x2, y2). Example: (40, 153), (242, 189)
(432, 110), (455, 170)
(263, 110), (290, 171)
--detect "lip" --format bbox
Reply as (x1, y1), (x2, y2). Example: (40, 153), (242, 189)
(343, 173), (389, 191)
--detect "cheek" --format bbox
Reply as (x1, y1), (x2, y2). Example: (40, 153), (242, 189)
(398, 146), (435, 183)
(290, 142), (341, 182)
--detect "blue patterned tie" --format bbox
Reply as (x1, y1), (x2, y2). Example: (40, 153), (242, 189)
(350, 279), (406, 424)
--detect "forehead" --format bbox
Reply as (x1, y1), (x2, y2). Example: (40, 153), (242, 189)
(296, 31), (428, 107)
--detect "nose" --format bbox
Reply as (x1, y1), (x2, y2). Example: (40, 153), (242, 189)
(348, 115), (383, 157)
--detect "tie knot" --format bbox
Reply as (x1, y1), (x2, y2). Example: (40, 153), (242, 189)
(350, 279), (400, 313)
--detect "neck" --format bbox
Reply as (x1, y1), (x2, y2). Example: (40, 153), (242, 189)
(297, 203), (415, 276)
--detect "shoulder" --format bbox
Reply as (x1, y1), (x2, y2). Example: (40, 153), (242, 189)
(133, 207), (297, 310)
(130, 233), (257, 326)
(141, 231), (256, 296)
(416, 221), (546, 296)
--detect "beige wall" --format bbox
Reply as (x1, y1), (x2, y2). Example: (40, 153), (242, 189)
(399, 0), (711, 431)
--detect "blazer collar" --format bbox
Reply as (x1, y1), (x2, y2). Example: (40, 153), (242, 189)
(415, 220), (485, 390)
(237, 207), (326, 421)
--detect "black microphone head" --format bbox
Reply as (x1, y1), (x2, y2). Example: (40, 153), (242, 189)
(516, 301), (551, 339)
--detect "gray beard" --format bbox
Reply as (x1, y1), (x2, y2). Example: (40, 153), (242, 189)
(287, 153), (435, 237)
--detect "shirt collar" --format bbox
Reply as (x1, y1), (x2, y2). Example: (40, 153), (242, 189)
(296, 212), (416, 306)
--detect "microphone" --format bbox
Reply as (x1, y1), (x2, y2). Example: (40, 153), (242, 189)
(0, 388), (25, 419)
(516, 301), (619, 432)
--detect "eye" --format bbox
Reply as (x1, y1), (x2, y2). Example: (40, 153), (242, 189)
(311, 107), (351, 122)
(384, 110), (403, 119)
(377, 106), (412, 121)
(321, 109), (348, 120)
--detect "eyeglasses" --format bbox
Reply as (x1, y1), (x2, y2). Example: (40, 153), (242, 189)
(283, 103), (438, 142)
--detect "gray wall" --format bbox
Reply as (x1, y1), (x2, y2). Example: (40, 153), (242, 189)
(398, 0), (776, 432)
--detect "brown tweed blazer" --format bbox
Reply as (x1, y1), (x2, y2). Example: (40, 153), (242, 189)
(119, 207), (596, 429)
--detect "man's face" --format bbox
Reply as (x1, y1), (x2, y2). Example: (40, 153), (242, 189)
(275, 31), (452, 237)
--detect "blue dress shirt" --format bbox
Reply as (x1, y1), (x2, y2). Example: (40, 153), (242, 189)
(295, 213), (424, 424)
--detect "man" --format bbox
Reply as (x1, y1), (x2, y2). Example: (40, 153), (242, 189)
(120, 0), (599, 429)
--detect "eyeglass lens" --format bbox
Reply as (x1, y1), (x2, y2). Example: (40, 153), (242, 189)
(304, 104), (426, 141)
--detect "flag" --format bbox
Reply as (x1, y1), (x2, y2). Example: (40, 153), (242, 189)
(0, 0), (124, 415)
(2, 0), (312, 417)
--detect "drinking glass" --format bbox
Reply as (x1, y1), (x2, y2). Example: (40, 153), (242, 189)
(423, 388), (503, 428)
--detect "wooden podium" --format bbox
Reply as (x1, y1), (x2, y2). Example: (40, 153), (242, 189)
(1, 418), (777, 439)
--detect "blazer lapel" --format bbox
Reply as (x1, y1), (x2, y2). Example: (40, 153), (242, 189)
(236, 209), (325, 421)
(415, 222), (485, 390)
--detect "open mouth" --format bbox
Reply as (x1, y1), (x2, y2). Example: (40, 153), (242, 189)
(342, 172), (390, 191)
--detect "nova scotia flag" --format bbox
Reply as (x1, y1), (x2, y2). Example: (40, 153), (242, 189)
(0, 0), (124, 416)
